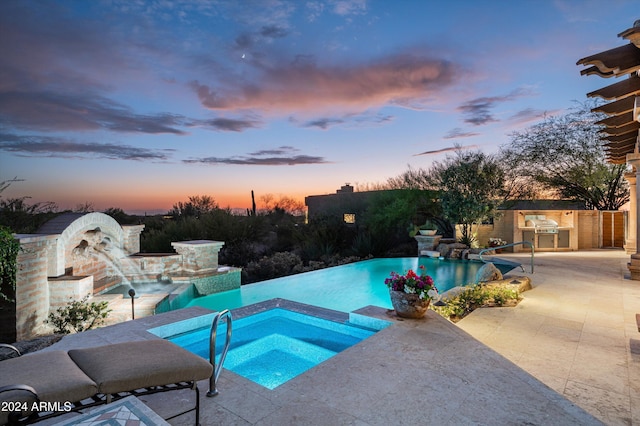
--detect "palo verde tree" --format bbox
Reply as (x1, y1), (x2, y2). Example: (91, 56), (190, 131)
(499, 102), (629, 210)
(428, 148), (505, 245)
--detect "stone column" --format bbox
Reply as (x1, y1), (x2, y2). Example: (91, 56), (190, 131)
(13, 234), (58, 340)
(171, 240), (225, 273)
(626, 153), (640, 280)
(625, 171), (637, 254)
(122, 225), (145, 254)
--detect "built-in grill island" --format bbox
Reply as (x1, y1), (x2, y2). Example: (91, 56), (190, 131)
(519, 213), (575, 251)
(525, 217), (559, 234)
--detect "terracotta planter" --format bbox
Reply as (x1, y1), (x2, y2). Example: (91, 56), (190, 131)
(389, 290), (431, 319)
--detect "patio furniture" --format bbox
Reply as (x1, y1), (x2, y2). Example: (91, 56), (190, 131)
(0, 340), (212, 425)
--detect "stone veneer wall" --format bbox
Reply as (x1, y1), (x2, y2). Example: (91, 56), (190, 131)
(171, 240), (224, 272)
(8, 211), (232, 341)
(13, 234), (58, 339)
(120, 254), (182, 282)
(122, 225), (145, 254)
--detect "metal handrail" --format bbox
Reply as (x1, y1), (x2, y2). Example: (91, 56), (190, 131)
(207, 309), (232, 397)
(478, 241), (535, 273)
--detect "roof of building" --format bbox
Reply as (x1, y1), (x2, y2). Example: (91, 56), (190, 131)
(500, 200), (588, 211)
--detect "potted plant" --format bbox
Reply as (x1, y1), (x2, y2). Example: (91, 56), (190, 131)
(488, 237), (507, 253)
(418, 220), (437, 236)
(384, 266), (438, 318)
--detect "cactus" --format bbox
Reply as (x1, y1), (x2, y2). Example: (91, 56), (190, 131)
(248, 190), (257, 216)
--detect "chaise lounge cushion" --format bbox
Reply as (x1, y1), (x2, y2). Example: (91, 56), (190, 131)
(0, 350), (98, 403)
(68, 340), (213, 395)
(0, 350), (98, 425)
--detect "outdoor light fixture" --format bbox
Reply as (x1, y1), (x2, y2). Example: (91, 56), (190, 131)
(128, 288), (136, 320)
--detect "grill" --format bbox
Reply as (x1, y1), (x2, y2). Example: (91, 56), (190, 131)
(525, 217), (559, 234)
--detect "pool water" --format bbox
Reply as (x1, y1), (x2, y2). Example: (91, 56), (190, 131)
(167, 308), (387, 389)
(186, 257), (519, 314)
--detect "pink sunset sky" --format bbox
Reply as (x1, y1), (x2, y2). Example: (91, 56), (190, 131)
(0, 0), (637, 214)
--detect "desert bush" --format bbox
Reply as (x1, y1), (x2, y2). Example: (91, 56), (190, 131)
(46, 295), (111, 334)
(432, 284), (519, 322)
(243, 252), (304, 283)
(0, 225), (20, 303)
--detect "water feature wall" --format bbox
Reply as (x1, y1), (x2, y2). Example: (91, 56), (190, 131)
(8, 212), (240, 341)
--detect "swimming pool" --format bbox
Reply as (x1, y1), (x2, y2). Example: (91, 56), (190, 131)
(185, 257), (519, 314)
(165, 307), (388, 389)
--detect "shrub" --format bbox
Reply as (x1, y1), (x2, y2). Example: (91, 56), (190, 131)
(432, 284), (519, 322)
(242, 252), (304, 283)
(0, 225), (20, 303)
(46, 294), (111, 334)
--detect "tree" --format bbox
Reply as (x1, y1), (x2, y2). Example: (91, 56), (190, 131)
(0, 178), (58, 233)
(499, 102), (629, 210)
(428, 149), (505, 245)
(260, 194), (305, 216)
(169, 195), (219, 218)
(103, 207), (136, 224)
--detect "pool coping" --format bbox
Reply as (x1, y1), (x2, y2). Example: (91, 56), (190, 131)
(148, 298), (390, 339)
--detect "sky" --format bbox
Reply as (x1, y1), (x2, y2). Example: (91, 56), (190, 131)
(0, 0), (638, 214)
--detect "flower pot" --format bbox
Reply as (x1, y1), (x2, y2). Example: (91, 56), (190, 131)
(419, 230), (437, 236)
(389, 290), (431, 319)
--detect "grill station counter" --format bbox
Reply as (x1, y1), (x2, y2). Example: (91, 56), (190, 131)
(518, 213), (575, 251)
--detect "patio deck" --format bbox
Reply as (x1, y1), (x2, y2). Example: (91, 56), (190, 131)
(35, 249), (640, 425)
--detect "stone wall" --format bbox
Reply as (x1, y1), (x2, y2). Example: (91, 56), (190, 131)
(122, 254), (182, 282)
(7, 212), (235, 341)
(122, 225), (145, 254)
(13, 234), (58, 340)
(171, 240), (224, 273)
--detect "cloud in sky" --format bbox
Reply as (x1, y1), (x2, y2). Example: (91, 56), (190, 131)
(413, 144), (478, 157)
(0, 134), (174, 161)
(443, 128), (481, 139)
(196, 117), (262, 132)
(0, 91), (189, 134)
(507, 108), (549, 125)
(458, 88), (534, 126)
(184, 145), (329, 166)
(295, 112), (394, 130)
(303, 117), (346, 130)
(190, 54), (459, 115)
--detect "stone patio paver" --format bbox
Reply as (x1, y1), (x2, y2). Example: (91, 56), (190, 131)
(458, 250), (640, 426)
(36, 250), (639, 425)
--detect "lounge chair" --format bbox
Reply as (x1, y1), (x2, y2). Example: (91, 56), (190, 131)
(0, 340), (213, 425)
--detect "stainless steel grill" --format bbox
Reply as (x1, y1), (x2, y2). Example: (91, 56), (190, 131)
(525, 218), (559, 234)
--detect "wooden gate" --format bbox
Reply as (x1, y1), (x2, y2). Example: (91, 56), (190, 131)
(601, 211), (625, 248)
